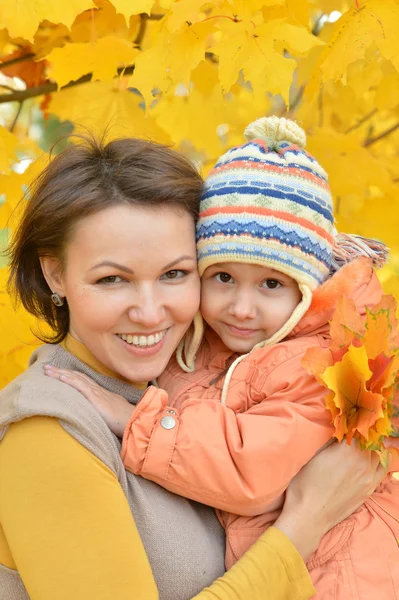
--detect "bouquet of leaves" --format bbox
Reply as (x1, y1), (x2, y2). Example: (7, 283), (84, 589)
(303, 295), (399, 466)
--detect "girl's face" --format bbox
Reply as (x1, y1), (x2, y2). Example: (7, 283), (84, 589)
(42, 204), (200, 383)
(201, 262), (302, 354)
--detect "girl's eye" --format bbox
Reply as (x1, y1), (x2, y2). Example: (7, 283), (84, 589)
(97, 275), (124, 285)
(215, 272), (233, 284)
(161, 269), (187, 280)
(262, 279), (281, 289)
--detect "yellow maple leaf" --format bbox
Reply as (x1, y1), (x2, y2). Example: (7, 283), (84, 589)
(153, 86), (227, 156)
(49, 80), (170, 142)
(0, 0), (95, 42)
(111, 0), (155, 22)
(307, 128), (392, 200)
(0, 267), (44, 389)
(306, 0), (399, 96)
(211, 23), (295, 103)
(0, 172), (28, 229)
(211, 17), (322, 104)
(46, 37), (137, 88)
(0, 127), (19, 173)
(70, 0), (137, 44)
(165, 0), (209, 33)
(129, 21), (212, 108)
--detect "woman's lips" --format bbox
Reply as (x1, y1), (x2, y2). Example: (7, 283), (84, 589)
(116, 329), (168, 357)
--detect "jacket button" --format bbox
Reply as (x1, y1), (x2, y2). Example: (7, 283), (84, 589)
(160, 415), (176, 430)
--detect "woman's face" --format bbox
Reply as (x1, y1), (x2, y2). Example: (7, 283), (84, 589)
(44, 204), (200, 383)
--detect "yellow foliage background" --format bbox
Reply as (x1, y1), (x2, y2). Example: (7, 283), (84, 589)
(1, 0), (399, 387)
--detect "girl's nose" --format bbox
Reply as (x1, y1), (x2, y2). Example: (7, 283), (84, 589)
(228, 291), (257, 321)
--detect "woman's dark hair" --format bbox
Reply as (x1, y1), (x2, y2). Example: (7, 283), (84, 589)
(7, 135), (203, 343)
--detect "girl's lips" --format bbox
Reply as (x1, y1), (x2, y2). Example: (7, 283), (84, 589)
(224, 323), (258, 337)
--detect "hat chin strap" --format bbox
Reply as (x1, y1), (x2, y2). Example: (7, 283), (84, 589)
(176, 311), (205, 373)
(220, 284), (312, 405)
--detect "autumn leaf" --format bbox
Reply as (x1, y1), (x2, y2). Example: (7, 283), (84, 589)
(211, 17), (322, 104)
(328, 296), (365, 352)
(321, 344), (386, 444)
(129, 21), (212, 108)
(306, 0), (399, 96)
(1, 48), (47, 87)
(301, 346), (333, 382)
(0, 0), (95, 42)
(165, 0), (210, 32)
(111, 0), (155, 21)
(49, 80), (170, 142)
(0, 127), (19, 173)
(364, 295), (399, 359)
(0, 268), (45, 388)
(45, 37), (137, 88)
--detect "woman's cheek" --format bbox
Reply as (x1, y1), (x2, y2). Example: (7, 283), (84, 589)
(174, 281), (200, 322)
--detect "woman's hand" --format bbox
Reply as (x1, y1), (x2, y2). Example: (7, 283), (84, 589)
(275, 441), (388, 561)
(44, 365), (134, 438)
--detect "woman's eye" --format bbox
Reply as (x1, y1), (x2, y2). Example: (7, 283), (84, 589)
(97, 275), (124, 285)
(262, 279), (280, 289)
(215, 272), (233, 284)
(161, 269), (187, 280)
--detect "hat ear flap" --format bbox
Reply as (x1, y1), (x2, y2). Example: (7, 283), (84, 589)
(176, 311), (204, 373)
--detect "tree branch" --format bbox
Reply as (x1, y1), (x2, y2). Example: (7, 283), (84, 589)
(0, 52), (35, 69)
(0, 64), (136, 105)
(364, 121), (399, 147)
(345, 108), (377, 134)
(134, 15), (147, 47)
(9, 102), (23, 132)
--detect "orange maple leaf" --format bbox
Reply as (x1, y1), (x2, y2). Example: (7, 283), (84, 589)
(1, 47), (48, 88)
(328, 296), (365, 353)
(320, 345), (387, 444)
(303, 295), (399, 457)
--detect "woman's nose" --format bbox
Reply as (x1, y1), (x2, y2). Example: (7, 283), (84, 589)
(127, 287), (166, 327)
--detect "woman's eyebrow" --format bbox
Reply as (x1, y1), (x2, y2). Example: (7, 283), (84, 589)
(89, 261), (134, 274)
(162, 256), (196, 270)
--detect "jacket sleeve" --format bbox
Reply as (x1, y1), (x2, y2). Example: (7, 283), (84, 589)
(0, 416), (315, 600)
(122, 352), (333, 516)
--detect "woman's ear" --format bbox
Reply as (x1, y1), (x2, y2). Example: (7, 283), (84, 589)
(40, 256), (66, 297)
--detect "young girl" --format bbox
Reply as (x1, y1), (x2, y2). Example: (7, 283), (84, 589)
(45, 116), (399, 599)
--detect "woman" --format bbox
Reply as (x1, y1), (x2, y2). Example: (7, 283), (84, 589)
(0, 135), (385, 600)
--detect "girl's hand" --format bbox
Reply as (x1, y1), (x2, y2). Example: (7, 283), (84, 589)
(44, 365), (134, 438)
(275, 441), (388, 561)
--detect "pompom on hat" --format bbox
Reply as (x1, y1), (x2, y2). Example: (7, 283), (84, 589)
(177, 116), (388, 377)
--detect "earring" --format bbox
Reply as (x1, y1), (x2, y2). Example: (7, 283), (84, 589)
(51, 292), (65, 307)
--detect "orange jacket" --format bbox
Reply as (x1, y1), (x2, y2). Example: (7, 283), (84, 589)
(122, 258), (399, 598)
